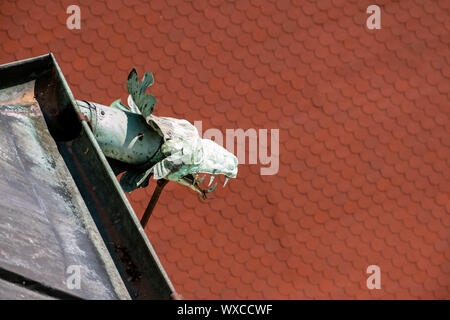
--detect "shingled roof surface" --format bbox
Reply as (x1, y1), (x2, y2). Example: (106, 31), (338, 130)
(1, 0), (449, 299)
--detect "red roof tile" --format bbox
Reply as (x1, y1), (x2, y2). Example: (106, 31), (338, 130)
(1, 0), (449, 299)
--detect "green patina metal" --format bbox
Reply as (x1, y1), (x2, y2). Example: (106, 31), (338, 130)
(77, 99), (163, 166)
(77, 68), (238, 199)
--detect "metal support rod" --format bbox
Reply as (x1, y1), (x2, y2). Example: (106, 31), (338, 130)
(140, 179), (169, 228)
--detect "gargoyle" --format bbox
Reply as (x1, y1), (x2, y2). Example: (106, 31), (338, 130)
(76, 69), (238, 226)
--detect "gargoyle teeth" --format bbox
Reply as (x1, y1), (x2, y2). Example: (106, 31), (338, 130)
(205, 182), (217, 193)
(223, 176), (229, 187)
(208, 174), (215, 187)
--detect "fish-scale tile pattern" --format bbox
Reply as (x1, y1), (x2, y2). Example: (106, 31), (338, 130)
(1, 0), (449, 299)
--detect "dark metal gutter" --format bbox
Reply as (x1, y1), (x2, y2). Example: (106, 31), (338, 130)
(0, 54), (176, 299)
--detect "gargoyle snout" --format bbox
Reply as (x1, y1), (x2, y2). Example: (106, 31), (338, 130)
(198, 139), (238, 179)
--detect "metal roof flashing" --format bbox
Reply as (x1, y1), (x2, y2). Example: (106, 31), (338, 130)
(0, 54), (175, 299)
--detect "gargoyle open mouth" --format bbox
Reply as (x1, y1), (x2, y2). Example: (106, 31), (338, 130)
(182, 172), (233, 200)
